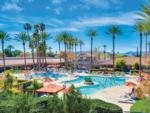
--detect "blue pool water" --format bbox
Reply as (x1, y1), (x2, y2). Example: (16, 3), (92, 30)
(31, 72), (64, 79)
(65, 76), (126, 95)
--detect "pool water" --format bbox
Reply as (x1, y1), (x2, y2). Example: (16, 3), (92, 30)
(65, 76), (126, 95)
(31, 72), (64, 79)
(32, 72), (126, 95)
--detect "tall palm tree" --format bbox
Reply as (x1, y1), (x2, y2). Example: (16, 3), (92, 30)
(59, 32), (71, 62)
(107, 25), (121, 71)
(135, 22), (146, 74)
(24, 23), (32, 36)
(55, 34), (63, 62)
(79, 40), (84, 54)
(40, 32), (51, 66)
(88, 30), (98, 68)
(103, 45), (107, 60)
(16, 32), (29, 70)
(33, 32), (40, 70)
(74, 38), (79, 58)
(148, 42), (150, 55)
(29, 39), (35, 67)
(0, 31), (9, 71)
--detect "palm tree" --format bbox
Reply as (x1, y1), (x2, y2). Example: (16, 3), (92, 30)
(107, 25), (121, 71)
(103, 45), (107, 60)
(16, 32), (29, 70)
(59, 32), (71, 62)
(40, 32), (51, 66)
(7, 45), (14, 53)
(148, 42), (150, 55)
(55, 34), (63, 62)
(88, 30), (98, 68)
(79, 40), (84, 54)
(74, 38), (79, 58)
(0, 31), (9, 71)
(33, 32), (40, 70)
(29, 39), (35, 67)
(135, 22), (146, 74)
(24, 23), (32, 36)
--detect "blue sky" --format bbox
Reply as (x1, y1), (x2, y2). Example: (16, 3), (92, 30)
(0, 0), (148, 53)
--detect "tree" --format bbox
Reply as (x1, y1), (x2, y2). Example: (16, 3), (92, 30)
(3, 70), (13, 92)
(107, 25), (122, 72)
(55, 34), (63, 62)
(79, 40), (84, 54)
(103, 45), (107, 60)
(115, 60), (127, 72)
(0, 31), (9, 71)
(40, 31), (51, 66)
(88, 30), (98, 69)
(16, 32), (29, 70)
(24, 23), (32, 36)
(135, 22), (146, 74)
(29, 39), (35, 67)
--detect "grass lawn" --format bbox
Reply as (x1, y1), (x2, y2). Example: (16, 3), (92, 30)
(130, 98), (150, 113)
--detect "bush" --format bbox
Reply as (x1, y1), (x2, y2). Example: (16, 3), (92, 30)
(115, 60), (128, 72)
(132, 63), (139, 70)
(130, 98), (150, 113)
(0, 91), (123, 113)
(90, 99), (123, 113)
(84, 77), (93, 83)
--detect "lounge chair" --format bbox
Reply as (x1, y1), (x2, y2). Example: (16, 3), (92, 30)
(118, 98), (135, 104)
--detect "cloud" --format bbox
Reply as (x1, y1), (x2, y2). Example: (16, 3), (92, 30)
(80, 0), (110, 9)
(54, 7), (62, 14)
(52, 0), (66, 5)
(47, 27), (79, 33)
(28, 0), (34, 2)
(45, 6), (50, 10)
(1, 2), (23, 12)
(11, 0), (19, 3)
(69, 11), (140, 28)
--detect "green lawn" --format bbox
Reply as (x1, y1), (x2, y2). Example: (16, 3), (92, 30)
(130, 98), (150, 113)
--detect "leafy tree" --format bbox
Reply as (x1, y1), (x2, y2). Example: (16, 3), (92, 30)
(115, 60), (128, 72)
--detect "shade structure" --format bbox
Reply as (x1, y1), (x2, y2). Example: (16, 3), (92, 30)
(42, 78), (53, 82)
(125, 82), (136, 87)
(36, 84), (65, 94)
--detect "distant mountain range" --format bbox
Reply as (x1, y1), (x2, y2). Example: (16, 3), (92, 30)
(123, 51), (137, 56)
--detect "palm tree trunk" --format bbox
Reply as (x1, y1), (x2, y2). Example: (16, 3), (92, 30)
(104, 49), (106, 60)
(32, 48), (35, 68)
(80, 44), (82, 54)
(23, 42), (27, 70)
(112, 36), (115, 72)
(2, 40), (6, 71)
(145, 33), (148, 58)
(58, 42), (61, 62)
(64, 43), (67, 62)
(139, 33), (143, 75)
(149, 44), (150, 54)
(91, 37), (93, 69)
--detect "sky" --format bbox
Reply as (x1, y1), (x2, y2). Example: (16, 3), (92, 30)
(0, 0), (148, 53)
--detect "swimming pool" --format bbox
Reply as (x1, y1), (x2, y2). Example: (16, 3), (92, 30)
(65, 76), (126, 95)
(31, 72), (64, 79)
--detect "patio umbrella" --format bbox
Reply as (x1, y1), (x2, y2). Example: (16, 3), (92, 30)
(125, 82), (136, 87)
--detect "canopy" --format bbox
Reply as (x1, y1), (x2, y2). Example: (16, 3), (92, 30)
(36, 84), (65, 94)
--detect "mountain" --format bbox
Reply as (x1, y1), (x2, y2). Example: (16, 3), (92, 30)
(124, 51), (137, 56)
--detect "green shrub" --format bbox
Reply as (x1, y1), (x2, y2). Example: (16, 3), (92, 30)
(130, 98), (150, 113)
(84, 77), (93, 83)
(90, 99), (123, 113)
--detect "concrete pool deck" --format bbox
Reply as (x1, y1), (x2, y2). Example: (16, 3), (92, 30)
(89, 85), (132, 112)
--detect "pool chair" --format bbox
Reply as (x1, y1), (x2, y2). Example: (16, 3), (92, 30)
(118, 98), (136, 104)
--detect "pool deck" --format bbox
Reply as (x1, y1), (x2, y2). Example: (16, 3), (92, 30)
(89, 85), (132, 112)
